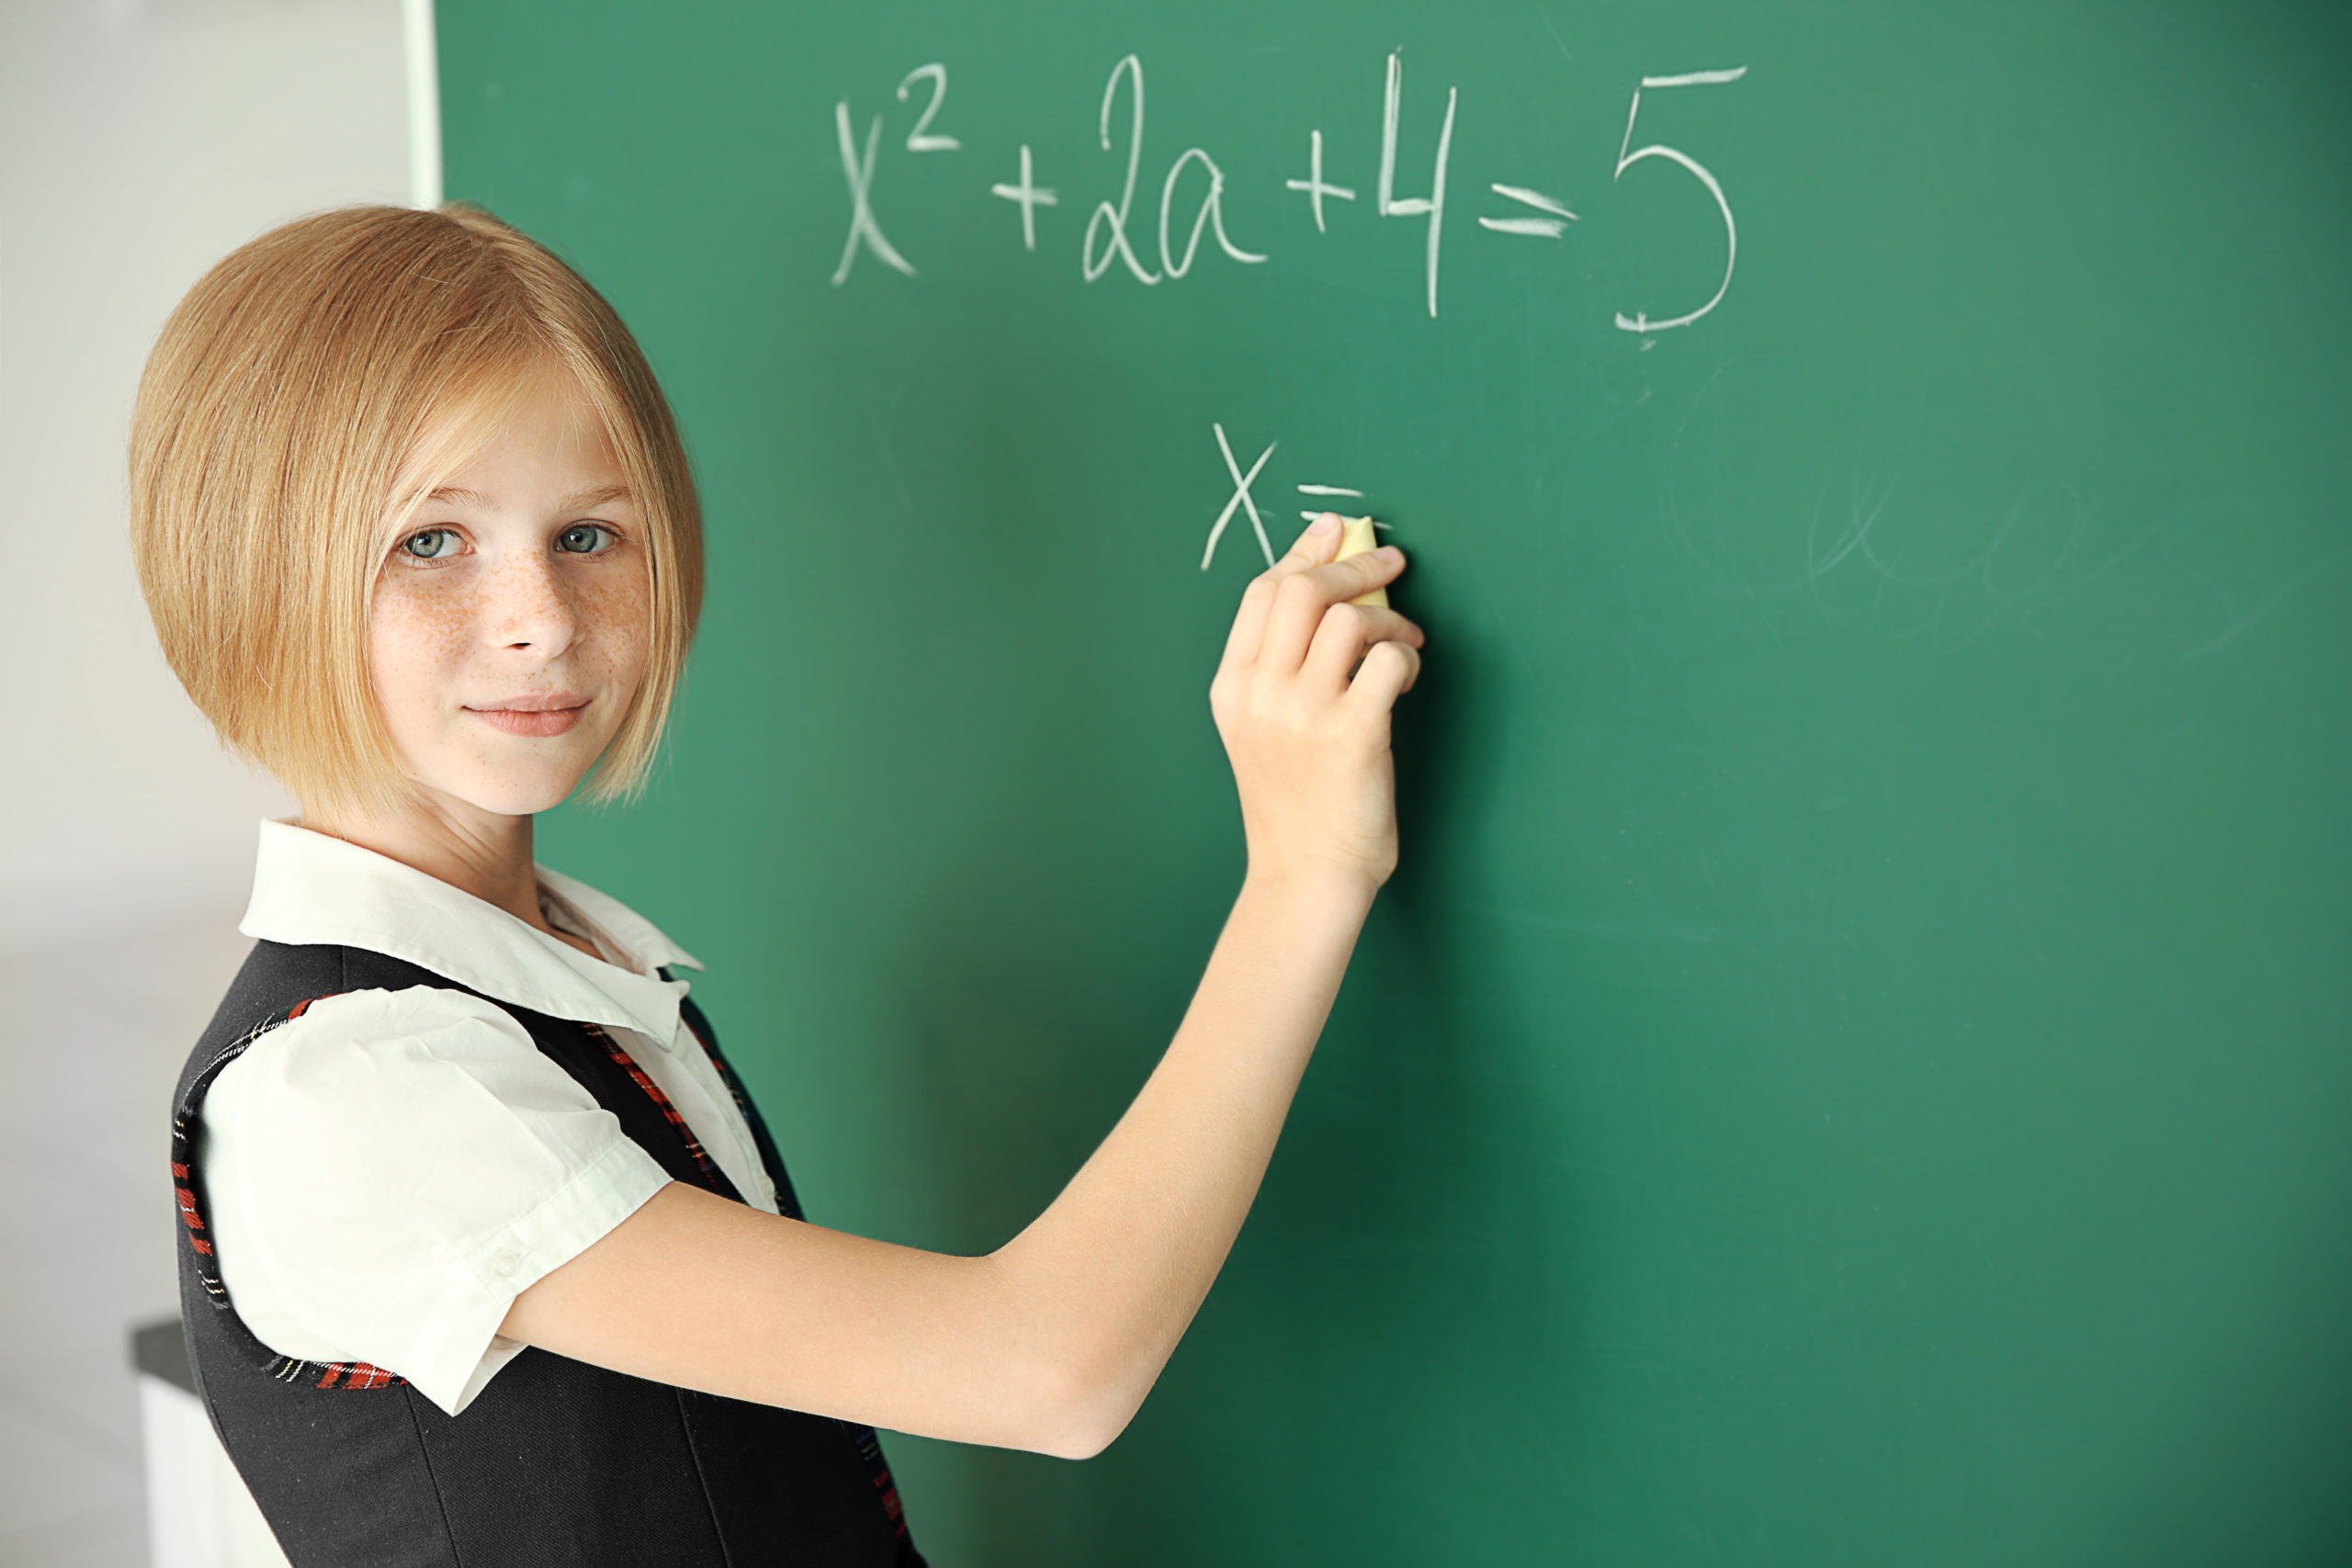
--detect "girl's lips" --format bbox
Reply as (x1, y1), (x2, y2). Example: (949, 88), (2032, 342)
(468, 704), (585, 738)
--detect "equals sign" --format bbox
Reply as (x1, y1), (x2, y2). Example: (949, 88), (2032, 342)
(1478, 183), (1578, 239)
(1296, 484), (1392, 531)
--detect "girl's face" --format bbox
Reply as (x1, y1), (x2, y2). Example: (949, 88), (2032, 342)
(369, 373), (651, 818)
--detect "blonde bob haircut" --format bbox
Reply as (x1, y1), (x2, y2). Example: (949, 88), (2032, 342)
(130, 203), (701, 816)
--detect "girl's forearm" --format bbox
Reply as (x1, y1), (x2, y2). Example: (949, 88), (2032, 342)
(989, 865), (1376, 1453)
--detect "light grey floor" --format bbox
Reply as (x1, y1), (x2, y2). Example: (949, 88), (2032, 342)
(0, 908), (255, 1568)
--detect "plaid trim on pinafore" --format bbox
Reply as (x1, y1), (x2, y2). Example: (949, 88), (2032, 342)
(172, 939), (923, 1568)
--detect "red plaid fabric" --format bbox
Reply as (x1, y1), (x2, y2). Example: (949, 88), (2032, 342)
(579, 1021), (725, 1190)
(316, 1361), (400, 1390)
(678, 1013), (756, 1128)
(172, 1161), (212, 1257)
(172, 993), (405, 1392)
(578, 1020), (724, 1189)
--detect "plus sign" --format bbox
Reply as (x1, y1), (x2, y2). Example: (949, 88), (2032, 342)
(989, 144), (1058, 251)
(1283, 129), (1356, 233)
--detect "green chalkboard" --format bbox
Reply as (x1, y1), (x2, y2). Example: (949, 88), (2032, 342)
(441, 2), (2352, 1561)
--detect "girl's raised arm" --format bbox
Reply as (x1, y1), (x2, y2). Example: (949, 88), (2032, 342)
(501, 515), (1424, 1458)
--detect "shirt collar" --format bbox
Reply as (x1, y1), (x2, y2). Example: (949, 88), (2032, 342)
(238, 820), (704, 1046)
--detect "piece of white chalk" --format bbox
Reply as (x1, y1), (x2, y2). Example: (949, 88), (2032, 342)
(1335, 515), (1388, 608)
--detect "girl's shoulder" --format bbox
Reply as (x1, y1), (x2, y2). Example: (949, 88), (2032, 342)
(204, 981), (611, 1145)
(193, 976), (673, 1417)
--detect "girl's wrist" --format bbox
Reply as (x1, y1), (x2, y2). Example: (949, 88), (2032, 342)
(1238, 856), (1383, 922)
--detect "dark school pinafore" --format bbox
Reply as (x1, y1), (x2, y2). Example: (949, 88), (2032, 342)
(171, 940), (925, 1568)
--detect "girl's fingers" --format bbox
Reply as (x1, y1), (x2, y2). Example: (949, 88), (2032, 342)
(1219, 514), (1343, 667)
(1303, 601), (1427, 689)
(1346, 637), (1422, 710)
(1258, 547), (1408, 673)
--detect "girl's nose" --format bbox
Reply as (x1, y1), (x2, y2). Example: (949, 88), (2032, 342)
(485, 547), (580, 658)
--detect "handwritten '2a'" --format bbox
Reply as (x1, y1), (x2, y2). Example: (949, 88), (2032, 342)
(831, 51), (1747, 330)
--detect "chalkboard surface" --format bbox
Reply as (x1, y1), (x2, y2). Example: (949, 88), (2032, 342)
(442, 3), (2351, 1561)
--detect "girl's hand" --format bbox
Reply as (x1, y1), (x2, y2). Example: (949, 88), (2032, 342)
(1209, 513), (1426, 896)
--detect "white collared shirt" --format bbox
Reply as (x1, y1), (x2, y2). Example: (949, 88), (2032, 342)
(198, 821), (781, 1417)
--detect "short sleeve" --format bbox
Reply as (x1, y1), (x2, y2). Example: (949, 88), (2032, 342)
(198, 987), (673, 1416)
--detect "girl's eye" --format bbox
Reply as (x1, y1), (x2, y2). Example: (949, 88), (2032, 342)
(557, 523), (616, 555)
(399, 528), (462, 560)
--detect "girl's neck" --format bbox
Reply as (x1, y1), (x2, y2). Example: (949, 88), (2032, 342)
(299, 787), (551, 939)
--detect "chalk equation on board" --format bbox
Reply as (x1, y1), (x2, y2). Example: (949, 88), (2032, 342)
(832, 51), (1747, 329)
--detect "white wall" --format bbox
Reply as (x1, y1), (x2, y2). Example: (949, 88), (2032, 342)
(0, 0), (418, 944)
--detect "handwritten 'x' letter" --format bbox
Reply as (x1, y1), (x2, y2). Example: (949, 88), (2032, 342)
(831, 102), (914, 286)
(1202, 424), (1277, 570)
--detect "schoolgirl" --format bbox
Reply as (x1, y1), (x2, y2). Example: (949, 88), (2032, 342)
(134, 203), (1423, 1564)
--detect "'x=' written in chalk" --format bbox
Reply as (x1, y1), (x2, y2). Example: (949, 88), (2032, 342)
(1201, 424), (1383, 571)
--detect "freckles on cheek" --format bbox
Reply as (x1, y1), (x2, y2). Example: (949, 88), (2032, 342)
(575, 567), (654, 694)
(369, 579), (478, 739)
